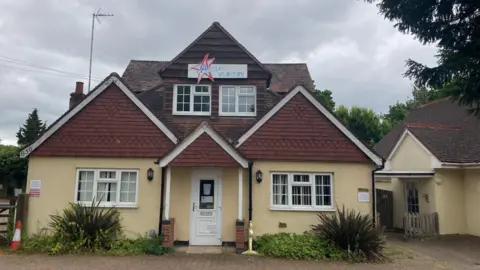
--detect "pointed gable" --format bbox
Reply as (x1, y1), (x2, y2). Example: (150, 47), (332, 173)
(238, 92), (372, 163)
(160, 22), (271, 80)
(170, 133), (239, 167)
(32, 83), (175, 157)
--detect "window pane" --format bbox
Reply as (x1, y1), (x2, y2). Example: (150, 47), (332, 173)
(199, 180), (215, 209)
(293, 175), (309, 182)
(238, 96), (255, 113)
(77, 171), (94, 201)
(176, 85), (191, 112)
(315, 175), (332, 206)
(272, 174), (288, 205)
(120, 172), (137, 203)
(193, 94), (210, 112)
(292, 186), (312, 206)
(99, 171), (116, 179)
(239, 87), (254, 94)
(221, 87), (236, 113)
(96, 182), (117, 202)
(195, 86), (209, 93)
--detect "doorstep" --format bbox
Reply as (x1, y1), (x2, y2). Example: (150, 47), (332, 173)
(176, 246), (235, 254)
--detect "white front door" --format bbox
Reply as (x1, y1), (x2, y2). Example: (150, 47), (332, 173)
(190, 169), (222, 246)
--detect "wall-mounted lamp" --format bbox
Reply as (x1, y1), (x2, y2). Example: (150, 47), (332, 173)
(147, 168), (154, 181)
(256, 170), (263, 183)
(422, 193), (429, 203)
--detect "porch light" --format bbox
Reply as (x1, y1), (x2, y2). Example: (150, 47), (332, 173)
(147, 168), (154, 181)
(256, 170), (263, 183)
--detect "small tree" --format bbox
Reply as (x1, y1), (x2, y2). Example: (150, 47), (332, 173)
(16, 108), (47, 146)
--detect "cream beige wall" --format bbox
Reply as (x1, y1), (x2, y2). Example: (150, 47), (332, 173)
(418, 178), (436, 215)
(390, 134), (432, 171)
(26, 157), (161, 237)
(434, 169), (467, 234)
(375, 180), (392, 191)
(169, 167), (248, 242)
(463, 170), (480, 236)
(252, 161), (374, 236)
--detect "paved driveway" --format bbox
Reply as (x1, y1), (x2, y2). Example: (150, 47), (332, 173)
(0, 253), (454, 270)
(390, 233), (480, 270)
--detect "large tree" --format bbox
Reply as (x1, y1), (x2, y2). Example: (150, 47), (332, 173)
(16, 108), (47, 146)
(315, 89), (336, 111)
(335, 105), (390, 147)
(0, 144), (27, 195)
(367, 0), (480, 109)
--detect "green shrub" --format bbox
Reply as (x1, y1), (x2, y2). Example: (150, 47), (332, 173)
(109, 234), (171, 255)
(253, 232), (344, 260)
(49, 201), (122, 251)
(311, 206), (386, 261)
(21, 229), (57, 254)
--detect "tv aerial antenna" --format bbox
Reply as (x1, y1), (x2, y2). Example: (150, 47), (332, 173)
(88, 8), (114, 92)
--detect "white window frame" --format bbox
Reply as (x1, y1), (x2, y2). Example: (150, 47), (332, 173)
(173, 84), (211, 116)
(74, 168), (139, 208)
(270, 172), (335, 211)
(219, 85), (257, 116)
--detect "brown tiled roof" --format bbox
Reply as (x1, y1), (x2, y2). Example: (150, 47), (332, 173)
(122, 60), (315, 93)
(264, 63), (315, 92)
(374, 98), (480, 163)
(122, 60), (169, 92)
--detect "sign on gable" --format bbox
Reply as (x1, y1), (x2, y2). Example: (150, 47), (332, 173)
(188, 54), (247, 83)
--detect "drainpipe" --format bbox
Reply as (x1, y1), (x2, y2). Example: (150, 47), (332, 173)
(248, 162), (253, 221)
(158, 166), (166, 235)
(371, 159), (385, 222)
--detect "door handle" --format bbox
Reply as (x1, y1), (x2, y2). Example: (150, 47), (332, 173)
(192, 202), (196, 212)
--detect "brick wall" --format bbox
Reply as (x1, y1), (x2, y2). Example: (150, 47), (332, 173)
(235, 220), (245, 253)
(162, 219), (175, 247)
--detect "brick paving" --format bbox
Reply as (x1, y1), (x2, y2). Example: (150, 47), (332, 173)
(0, 253), (455, 270)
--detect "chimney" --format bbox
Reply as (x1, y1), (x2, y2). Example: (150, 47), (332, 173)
(69, 81), (86, 109)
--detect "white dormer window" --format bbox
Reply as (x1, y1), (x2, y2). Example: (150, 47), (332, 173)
(219, 86), (256, 116)
(173, 85), (211, 115)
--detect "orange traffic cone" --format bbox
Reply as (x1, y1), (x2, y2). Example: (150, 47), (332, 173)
(9, 221), (21, 251)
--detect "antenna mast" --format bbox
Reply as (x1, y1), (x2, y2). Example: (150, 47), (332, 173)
(88, 8), (114, 92)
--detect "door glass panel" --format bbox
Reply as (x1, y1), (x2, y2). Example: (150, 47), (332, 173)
(199, 180), (215, 209)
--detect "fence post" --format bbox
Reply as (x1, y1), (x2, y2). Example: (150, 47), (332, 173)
(15, 194), (29, 233)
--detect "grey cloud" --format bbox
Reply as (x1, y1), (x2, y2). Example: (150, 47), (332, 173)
(0, 0), (436, 144)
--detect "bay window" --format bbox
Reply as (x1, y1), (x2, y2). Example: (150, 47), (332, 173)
(271, 172), (333, 210)
(173, 85), (211, 115)
(76, 169), (138, 207)
(219, 86), (256, 116)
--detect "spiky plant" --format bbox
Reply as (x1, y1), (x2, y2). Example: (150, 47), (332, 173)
(311, 206), (385, 260)
(49, 200), (122, 251)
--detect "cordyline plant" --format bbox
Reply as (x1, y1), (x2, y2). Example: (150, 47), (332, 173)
(49, 200), (122, 251)
(311, 206), (386, 261)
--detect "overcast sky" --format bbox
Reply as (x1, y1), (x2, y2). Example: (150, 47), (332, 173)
(0, 0), (437, 145)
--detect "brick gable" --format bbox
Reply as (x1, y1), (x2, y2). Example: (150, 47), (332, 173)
(238, 93), (371, 163)
(170, 133), (239, 167)
(32, 84), (174, 157)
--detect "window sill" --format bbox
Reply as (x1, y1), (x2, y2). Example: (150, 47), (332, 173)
(172, 112), (211, 116)
(269, 207), (336, 212)
(219, 113), (257, 117)
(75, 202), (138, 209)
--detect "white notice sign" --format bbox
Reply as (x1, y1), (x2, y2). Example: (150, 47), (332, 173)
(357, 190), (370, 203)
(188, 64), (247, 79)
(29, 180), (41, 197)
